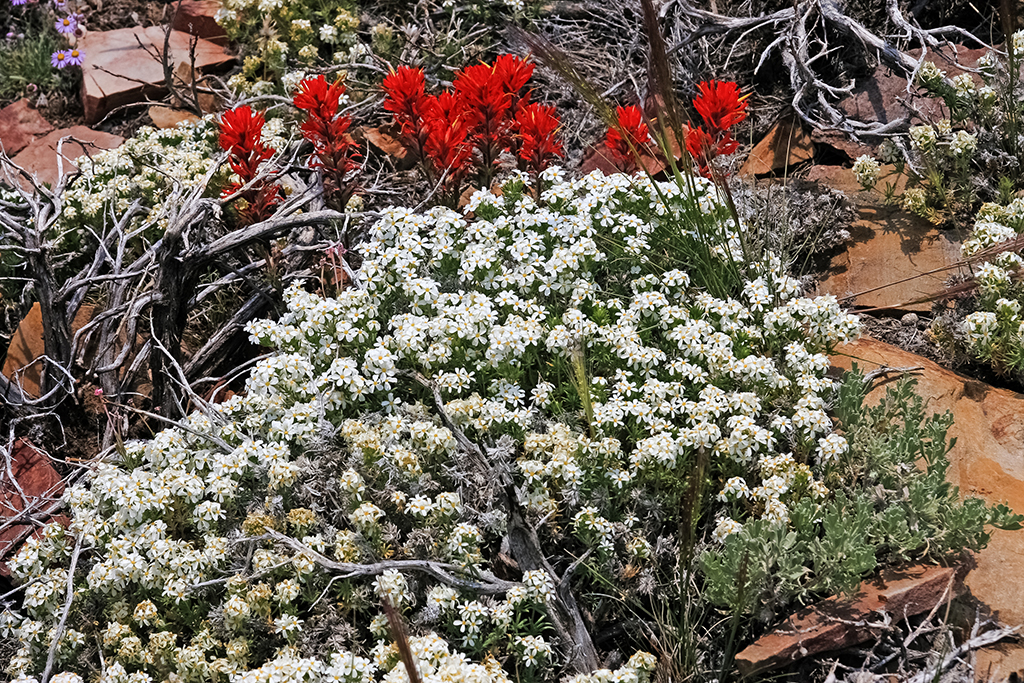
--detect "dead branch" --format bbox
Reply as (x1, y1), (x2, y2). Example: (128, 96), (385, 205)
(399, 368), (600, 673)
(264, 529), (519, 594)
(673, 0), (980, 138)
(904, 624), (1019, 683)
(40, 535), (84, 683)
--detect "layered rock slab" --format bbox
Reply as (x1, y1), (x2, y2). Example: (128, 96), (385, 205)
(8, 126), (123, 189)
(80, 26), (233, 123)
(0, 99), (54, 155)
(739, 113), (814, 176)
(831, 337), (1024, 626)
(0, 440), (67, 576)
(171, 0), (228, 45)
(814, 200), (963, 313)
(735, 564), (965, 676)
(2, 302), (95, 398)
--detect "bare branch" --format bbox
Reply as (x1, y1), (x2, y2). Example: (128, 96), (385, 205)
(40, 535), (84, 683)
(264, 529), (519, 594)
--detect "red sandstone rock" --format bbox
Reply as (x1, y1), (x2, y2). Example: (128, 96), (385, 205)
(835, 45), (988, 133)
(171, 0), (228, 45)
(0, 440), (67, 576)
(8, 126), (123, 189)
(80, 27), (234, 124)
(148, 105), (201, 129)
(806, 163), (911, 197)
(736, 564), (965, 677)
(975, 643), (1024, 682)
(814, 203), (962, 313)
(740, 114), (814, 176)
(2, 303), (96, 397)
(0, 99), (54, 156)
(831, 338), (1024, 628)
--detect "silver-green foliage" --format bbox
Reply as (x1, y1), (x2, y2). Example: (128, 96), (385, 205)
(701, 368), (1022, 621)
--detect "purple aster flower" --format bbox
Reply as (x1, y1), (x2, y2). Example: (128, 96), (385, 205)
(65, 47), (83, 66)
(11, 0), (28, 6)
(51, 50), (68, 68)
(55, 15), (76, 33)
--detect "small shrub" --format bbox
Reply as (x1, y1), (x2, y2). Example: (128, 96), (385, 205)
(2, 167), (871, 681)
(855, 34), (1024, 224)
(216, 0), (362, 92)
(702, 368), (1021, 621)
(938, 199), (1024, 379)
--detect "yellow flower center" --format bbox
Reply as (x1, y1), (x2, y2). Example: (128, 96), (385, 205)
(71, 50), (79, 57)
(63, 19), (71, 25)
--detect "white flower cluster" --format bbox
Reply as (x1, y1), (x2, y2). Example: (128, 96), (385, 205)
(908, 125), (937, 151)
(852, 155), (881, 190)
(217, 0), (364, 90)
(61, 118), (218, 235)
(246, 168), (857, 539)
(8, 168), (860, 683)
(567, 651), (657, 683)
(915, 61), (946, 89)
(958, 201), (1024, 367)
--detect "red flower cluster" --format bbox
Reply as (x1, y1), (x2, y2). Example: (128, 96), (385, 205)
(515, 102), (564, 175)
(605, 105), (652, 173)
(293, 75), (361, 211)
(382, 66), (431, 160)
(219, 106), (282, 225)
(381, 55), (564, 201)
(686, 80), (747, 177)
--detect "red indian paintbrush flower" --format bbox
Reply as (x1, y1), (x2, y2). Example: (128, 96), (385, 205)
(382, 66), (432, 162)
(684, 80), (747, 178)
(218, 106), (281, 225)
(514, 102), (563, 174)
(422, 91), (474, 178)
(605, 105), (651, 172)
(380, 55), (542, 201)
(454, 62), (513, 184)
(684, 124), (715, 177)
(219, 106), (271, 160)
(493, 54), (535, 100)
(294, 75), (360, 211)
(294, 74), (345, 121)
(382, 66), (428, 131)
(693, 80), (747, 136)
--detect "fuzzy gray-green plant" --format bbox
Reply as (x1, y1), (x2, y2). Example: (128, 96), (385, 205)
(701, 368), (1022, 622)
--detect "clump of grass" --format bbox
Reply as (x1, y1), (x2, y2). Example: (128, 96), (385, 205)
(0, 8), (78, 102)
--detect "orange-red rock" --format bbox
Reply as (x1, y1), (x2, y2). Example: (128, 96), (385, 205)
(2, 303), (96, 397)
(0, 440), (67, 576)
(8, 126), (123, 189)
(805, 164), (908, 197)
(736, 564), (965, 676)
(836, 45), (987, 133)
(975, 643), (1024, 682)
(831, 337), (1024, 626)
(814, 203), (962, 313)
(80, 27), (234, 124)
(0, 99), (54, 156)
(739, 114), (814, 176)
(148, 105), (201, 129)
(171, 0), (228, 45)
